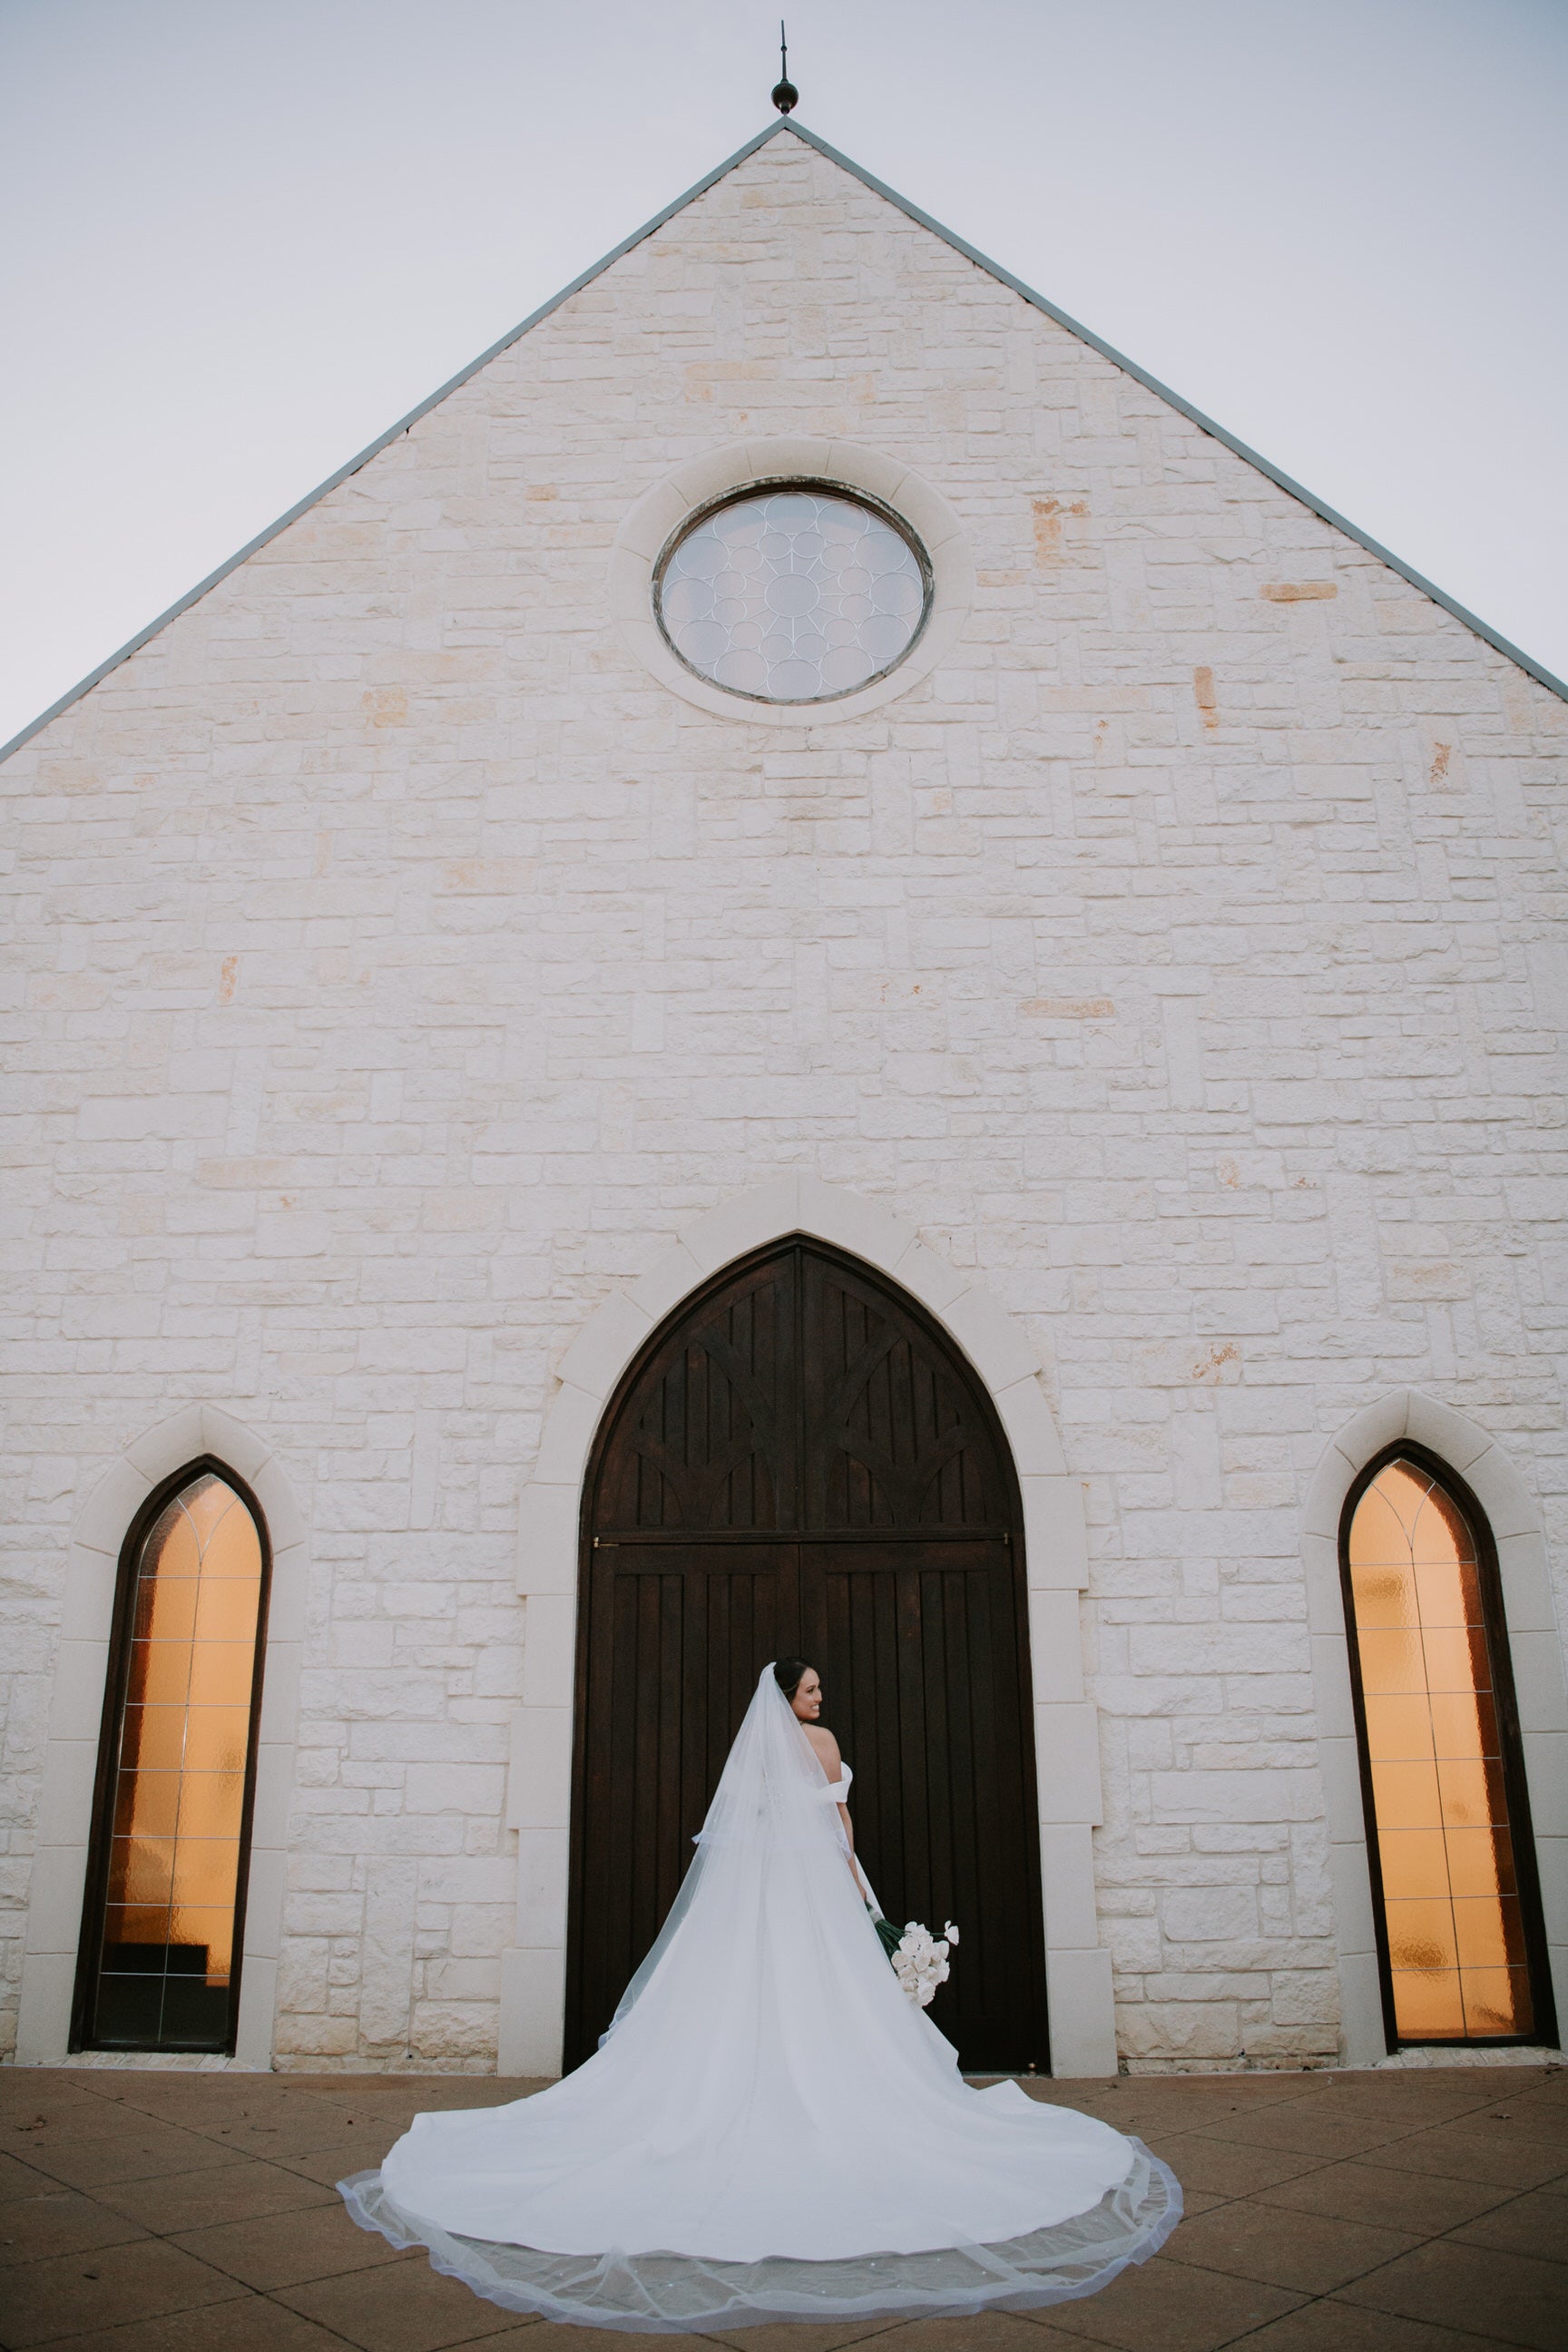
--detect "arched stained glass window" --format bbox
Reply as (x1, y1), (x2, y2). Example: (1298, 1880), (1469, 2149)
(74, 1466), (270, 2052)
(1343, 1453), (1553, 2046)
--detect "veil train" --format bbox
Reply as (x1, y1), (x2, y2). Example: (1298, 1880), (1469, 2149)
(340, 1663), (1181, 2331)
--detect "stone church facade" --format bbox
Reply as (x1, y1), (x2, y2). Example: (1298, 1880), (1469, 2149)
(5, 119), (1566, 2079)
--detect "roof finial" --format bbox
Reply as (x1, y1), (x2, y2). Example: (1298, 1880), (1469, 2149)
(771, 21), (798, 114)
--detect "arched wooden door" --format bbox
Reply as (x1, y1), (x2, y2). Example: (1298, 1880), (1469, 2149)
(564, 1238), (1048, 2073)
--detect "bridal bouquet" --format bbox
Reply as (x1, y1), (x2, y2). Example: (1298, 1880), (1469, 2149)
(875, 1916), (959, 2008)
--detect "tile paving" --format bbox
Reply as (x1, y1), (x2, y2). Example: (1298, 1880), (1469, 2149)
(0, 2064), (1563, 2352)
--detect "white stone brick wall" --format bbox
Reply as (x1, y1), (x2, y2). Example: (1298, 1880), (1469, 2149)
(3, 128), (1566, 2070)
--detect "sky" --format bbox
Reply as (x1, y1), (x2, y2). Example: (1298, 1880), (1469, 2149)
(2, 0), (1565, 751)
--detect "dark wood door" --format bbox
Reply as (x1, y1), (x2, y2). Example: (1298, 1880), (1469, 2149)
(564, 1239), (1048, 2073)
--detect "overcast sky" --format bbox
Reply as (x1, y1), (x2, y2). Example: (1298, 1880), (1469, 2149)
(3, 0), (1565, 750)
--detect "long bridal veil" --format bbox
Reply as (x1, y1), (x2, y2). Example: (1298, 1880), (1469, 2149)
(341, 1665), (1180, 2331)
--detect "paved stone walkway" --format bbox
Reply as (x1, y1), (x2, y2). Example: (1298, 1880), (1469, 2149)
(1, 2063), (1563, 2351)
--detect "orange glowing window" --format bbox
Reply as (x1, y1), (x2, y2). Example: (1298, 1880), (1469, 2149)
(76, 1470), (268, 2051)
(1345, 1457), (1534, 2043)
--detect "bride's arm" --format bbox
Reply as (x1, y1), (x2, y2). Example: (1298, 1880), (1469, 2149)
(837, 1800), (870, 1899)
(806, 1724), (869, 1896)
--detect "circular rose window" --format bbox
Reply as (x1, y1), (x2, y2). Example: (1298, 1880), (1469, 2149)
(654, 485), (930, 704)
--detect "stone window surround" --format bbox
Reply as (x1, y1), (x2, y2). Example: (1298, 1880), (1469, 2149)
(15, 1406), (307, 2068)
(503, 1175), (1115, 2079)
(1305, 1392), (1568, 2065)
(608, 439), (975, 728)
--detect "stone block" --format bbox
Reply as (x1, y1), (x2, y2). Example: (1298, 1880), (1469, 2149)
(680, 1176), (801, 1277)
(1150, 1769), (1322, 1824)
(233, 1955), (279, 2067)
(1116, 2000), (1240, 2062)
(514, 1827), (570, 1947)
(1314, 1735), (1367, 1841)
(17, 1843), (90, 1956)
(241, 1847), (288, 1961)
(1403, 1391), (1492, 1474)
(797, 1175), (915, 1270)
(73, 1455), (152, 1556)
(1312, 1396), (1409, 1524)
(125, 1404), (205, 1478)
(257, 1641), (303, 1745)
(555, 1288), (653, 1403)
(15, 1955), (74, 2064)
(33, 1738), (98, 1847)
(1536, 1836), (1568, 1943)
(1336, 1949), (1388, 2067)
(201, 1405), (277, 1484)
(1301, 1531), (1345, 1635)
(45, 1639), (110, 1743)
(404, 1763), (507, 1815)
(521, 1594), (576, 1710)
(1495, 1533), (1558, 1634)
(57, 1548), (117, 1643)
(1034, 1700), (1102, 1826)
(1327, 1838), (1378, 1959)
(1510, 1630), (1568, 1734)
(529, 1383), (603, 1489)
(255, 1465), (308, 1554)
(1044, 1945), (1117, 2078)
(265, 1544), (309, 1643)
(1522, 1733), (1568, 1835)
(1308, 1633), (1357, 1740)
(1038, 1823), (1099, 1949)
(1021, 1477), (1089, 1590)
(1465, 1446), (1545, 1543)
(1028, 1589), (1086, 1706)
(516, 1482), (581, 1597)
(995, 1377), (1069, 1477)
(249, 1740), (296, 1852)
(1162, 1885), (1258, 1942)
(498, 1943), (566, 2077)
(626, 1241), (707, 1327)
(942, 1284), (1042, 1392)
(892, 1240), (970, 1314)
(508, 1708), (573, 1832)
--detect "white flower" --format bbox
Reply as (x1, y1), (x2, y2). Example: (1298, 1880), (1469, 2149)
(890, 1918), (958, 2007)
(943, 1921), (960, 1945)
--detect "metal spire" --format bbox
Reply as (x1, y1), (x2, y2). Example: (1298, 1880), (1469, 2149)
(771, 21), (798, 114)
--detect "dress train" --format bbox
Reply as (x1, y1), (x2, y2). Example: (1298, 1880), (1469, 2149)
(340, 1665), (1180, 2330)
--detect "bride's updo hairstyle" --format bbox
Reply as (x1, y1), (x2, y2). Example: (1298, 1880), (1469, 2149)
(772, 1657), (814, 1700)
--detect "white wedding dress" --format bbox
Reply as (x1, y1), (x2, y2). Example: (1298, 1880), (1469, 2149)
(340, 1665), (1180, 2330)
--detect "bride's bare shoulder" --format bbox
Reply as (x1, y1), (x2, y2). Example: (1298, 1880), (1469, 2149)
(802, 1723), (841, 1775)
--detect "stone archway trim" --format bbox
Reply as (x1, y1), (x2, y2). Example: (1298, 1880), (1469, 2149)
(502, 1176), (1113, 2079)
(16, 1406), (308, 2068)
(1303, 1390), (1568, 2065)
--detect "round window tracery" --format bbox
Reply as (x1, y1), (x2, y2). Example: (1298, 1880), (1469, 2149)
(654, 485), (930, 705)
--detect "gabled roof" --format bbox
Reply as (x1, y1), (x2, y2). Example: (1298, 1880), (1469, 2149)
(4, 115), (1563, 764)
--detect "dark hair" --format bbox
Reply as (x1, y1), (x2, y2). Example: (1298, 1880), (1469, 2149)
(773, 1657), (815, 1700)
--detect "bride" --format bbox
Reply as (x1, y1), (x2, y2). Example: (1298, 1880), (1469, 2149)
(341, 1659), (1181, 2330)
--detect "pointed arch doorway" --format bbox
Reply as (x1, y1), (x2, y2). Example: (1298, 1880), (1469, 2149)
(564, 1237), (1048, 2073)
